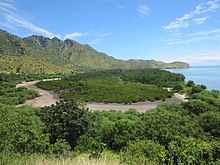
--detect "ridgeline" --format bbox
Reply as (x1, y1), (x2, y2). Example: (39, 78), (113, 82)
(0, 29), (189, 74)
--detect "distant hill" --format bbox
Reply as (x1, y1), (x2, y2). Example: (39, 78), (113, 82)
(0, 29), (190, 74)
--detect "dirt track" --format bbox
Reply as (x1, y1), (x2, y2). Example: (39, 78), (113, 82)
(16, 80), (60, 107)
(86, 93), (187, 112)
(16, 80), (187, 111)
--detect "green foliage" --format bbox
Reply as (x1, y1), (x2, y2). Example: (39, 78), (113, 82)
(191, 85), (204, 94)
(120, 140), (166, 165)
(0, 72), (67, 105)
(49, 139), (71, 155)
(182, 100), (218, 115)
(65, 69), (185, 86)
(103, 118), (139, 151)
(186, 80), (195, 87)
(173, 84), (184, 92)
(1, 70), (220, 165)
(0, 54), (72, 74)
(199, 111), (220, 137)
(191, 90), (220, 108)
(167, 137), (217, 165)
(0, 72), (64, 82)
(36, 69), (184, 103)
(140, 109), (203, 146)
(156, 102), (187, 114)
(0, 104), (49, 153)
(75, 109), (142, 152)
(0, 78), (40, 105)
(36, 100), (91, 149)
(89, 140), (106, 159)
(0, 84), (40, 105)
(59, 78), (171, 103)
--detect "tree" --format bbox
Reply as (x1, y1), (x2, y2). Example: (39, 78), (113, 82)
(173, 84), (184, 92)
(186, 80), (195, 87)
(199, 111), (220, 137)
(120, 140), (166, 165)
(36, 100), (91, 149)
(191, 85), (204, 94)
(168, 137), (213, 165)
(0, 104), (49, 153)
(182, 100), (217, 115)
(140, 109), (203, 146)
(103, 119), (138, 151)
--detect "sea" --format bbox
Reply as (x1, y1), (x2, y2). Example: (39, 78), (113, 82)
(166, 66), (220, 91)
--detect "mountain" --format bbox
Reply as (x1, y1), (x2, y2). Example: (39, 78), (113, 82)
(0, 29), (190, 74)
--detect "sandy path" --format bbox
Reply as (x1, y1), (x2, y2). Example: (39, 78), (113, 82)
(86, 93), (187, 112)
(16, 80), (187, 111)
(16, 80), (60, 107)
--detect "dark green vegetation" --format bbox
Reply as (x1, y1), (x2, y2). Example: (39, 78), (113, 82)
(0, 29), (190, 74)
(36, 69), (185, 103)
(1, 86), (220, 164)
(0, 83), (39, 105)
(0, 73), (65, 105)
(0, 74), (40, 105)
(1, 71), (220, 164)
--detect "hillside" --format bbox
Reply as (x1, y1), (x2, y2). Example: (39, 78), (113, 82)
(0, 54), (72, 74)
(0, 29), (190, 73)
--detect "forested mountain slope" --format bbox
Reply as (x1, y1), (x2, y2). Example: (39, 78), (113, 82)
(0, 29), (190, 73)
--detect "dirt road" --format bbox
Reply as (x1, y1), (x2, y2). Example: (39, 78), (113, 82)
(87, 93), (187, 112)
(16, 80), (60, 107)
(16, 80), (187, 111)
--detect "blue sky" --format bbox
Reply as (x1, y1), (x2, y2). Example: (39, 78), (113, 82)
(0, 0), (220, 66)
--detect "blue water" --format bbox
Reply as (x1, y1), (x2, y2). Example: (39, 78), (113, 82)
(167, 66), (220, 91)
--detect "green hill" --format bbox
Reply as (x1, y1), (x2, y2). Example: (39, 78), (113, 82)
(0, 54), (71, 74)
(0, 29), (190, 73)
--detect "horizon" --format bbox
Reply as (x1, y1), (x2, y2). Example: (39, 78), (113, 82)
(0, 0), (220, 66)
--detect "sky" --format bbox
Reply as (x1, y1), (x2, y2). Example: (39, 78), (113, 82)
(0, 0), (220, 66)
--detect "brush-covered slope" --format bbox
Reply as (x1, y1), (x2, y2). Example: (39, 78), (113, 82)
(0, 29), (190, 73)
(0, 54), (72, 74)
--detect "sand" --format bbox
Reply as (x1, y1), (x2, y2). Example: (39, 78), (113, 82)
(16, 80), (60, 107)
(86, 93), (187, 112)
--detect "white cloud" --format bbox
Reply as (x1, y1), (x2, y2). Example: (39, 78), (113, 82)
(0, 0), (59, 38)
(168, 50), (220, 63)
(0, 0), (16, 12)
(65, 32), (88, 39)
(165, 35), (220, 45)
(0, 0), (112, 44)
(176, 13), (194, 22)
(163, 21), (189, 30)
(64, 31), (113, 45)
(89, 38), (105, 45)
(164, 28), (220, 45)
(90, 32), (113, 45)
(138, 5), (150, 17)
(192, 29), (220, 36)
(193, 16), (209, 24)
(163, 0), (220, 30)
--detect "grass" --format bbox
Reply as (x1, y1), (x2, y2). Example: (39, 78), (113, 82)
(0, 153), (120, 165)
